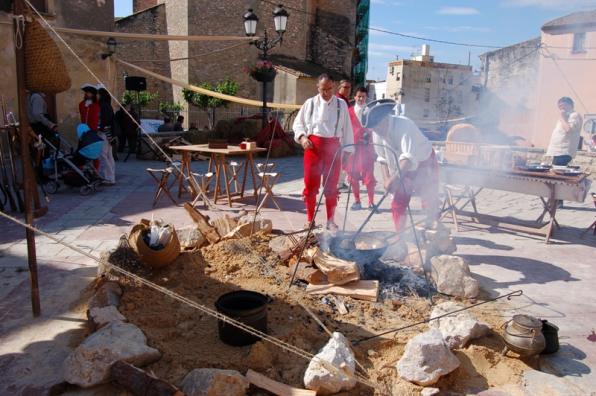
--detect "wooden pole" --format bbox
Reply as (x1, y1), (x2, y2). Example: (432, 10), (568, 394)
(13, 0), (41, 317)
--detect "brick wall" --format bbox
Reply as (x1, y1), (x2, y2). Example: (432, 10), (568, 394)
(54, 0), (115, 31)
(133, 0), (159, 13)
(115, 4), (173, 111)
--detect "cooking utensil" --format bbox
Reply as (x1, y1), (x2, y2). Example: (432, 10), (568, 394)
(329, 231), (394, 265)
(553, 169), (583, 176)
(502, 314), (546, 357)
(517, 165), (551, 173)
(341, 190), (391, 251)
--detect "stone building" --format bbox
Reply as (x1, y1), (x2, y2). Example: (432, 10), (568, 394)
(115, 0), (366, 125)
(478, 37), (541, 144)
(384, 45), (476, 130)
(0, 0), (116, 140)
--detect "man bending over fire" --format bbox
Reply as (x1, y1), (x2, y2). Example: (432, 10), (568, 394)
(363, 100), (440, 233)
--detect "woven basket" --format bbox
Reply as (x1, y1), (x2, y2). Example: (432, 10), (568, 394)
(24, 18), (71, 94)
(128, 221), (180, 269)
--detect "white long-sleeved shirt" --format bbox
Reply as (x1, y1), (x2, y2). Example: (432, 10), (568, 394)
(293, 94), (354, 151)
(546, 112), (583, 157)
(354, 103), (365, 123)
(373, 116), (432, 172)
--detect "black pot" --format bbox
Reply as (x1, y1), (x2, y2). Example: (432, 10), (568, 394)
(250, 69), (277, 82)
(541, 320), (560, 354)
(215, 290), (270, 346)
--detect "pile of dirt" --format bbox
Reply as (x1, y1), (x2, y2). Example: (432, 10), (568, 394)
(110, 233), (532, 395)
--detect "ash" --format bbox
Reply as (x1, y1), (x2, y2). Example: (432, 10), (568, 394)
(360, 259), (432, 300)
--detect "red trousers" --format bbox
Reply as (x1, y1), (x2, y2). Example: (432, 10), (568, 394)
(347, 144), (376, 206)
(391, 150), (440, 233)
(303, 135), (341, 222)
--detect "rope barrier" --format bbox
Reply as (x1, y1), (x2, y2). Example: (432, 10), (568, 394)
(0, 207), (380, 391)
(116, 58), (302, 110)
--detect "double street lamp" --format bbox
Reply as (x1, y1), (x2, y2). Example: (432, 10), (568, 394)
(243, 4), (289, 128)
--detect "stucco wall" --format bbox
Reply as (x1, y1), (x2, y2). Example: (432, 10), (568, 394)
(54, 0), (114, 32)
(532, 30), (596, 149)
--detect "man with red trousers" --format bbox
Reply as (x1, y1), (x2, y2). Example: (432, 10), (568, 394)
(293, 74), (354, 231)
(347, 86), (376, 211)
(363, 100), (440, 233)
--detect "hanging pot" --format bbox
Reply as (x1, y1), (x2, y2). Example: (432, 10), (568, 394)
(502, 314), (545, 357)
(250, 69), (277, 83)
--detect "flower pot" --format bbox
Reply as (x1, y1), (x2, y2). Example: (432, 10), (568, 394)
(250, 69), (277, 82)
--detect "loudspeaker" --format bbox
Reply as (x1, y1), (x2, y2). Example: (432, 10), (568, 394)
(125, 76), (146, 91)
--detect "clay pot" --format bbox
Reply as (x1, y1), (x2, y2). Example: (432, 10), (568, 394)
(128, 221), (180, 269)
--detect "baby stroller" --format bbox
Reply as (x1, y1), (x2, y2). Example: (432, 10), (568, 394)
(42, 124), (104, 196)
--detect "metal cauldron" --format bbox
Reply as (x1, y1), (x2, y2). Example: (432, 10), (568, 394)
(502, 314), (546, 357)
(327, 231), (393, 266)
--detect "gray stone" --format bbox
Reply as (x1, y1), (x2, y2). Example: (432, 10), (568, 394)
(63, 322), (160, 388)
(88, 281), (122, 309)
(430, 255), (479, 299)
(421, 388), (441, 396)
(87, 305), (126, 331)
(396, 329), (460, 386)
(304, 332), (356, 395)
(181, 368), (249, 396)
(268, 235), (295, 253)
(429, 301), (490, 349)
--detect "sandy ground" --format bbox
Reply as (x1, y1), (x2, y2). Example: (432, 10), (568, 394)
(109, 232), (533, 395)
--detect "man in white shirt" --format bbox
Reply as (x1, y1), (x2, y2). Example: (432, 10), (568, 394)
(363, 100), (439, 232)
(293, 74), (354, 230)
(546, 97), (583, 166)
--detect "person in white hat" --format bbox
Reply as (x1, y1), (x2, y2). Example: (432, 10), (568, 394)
(362, 99), (439, 232)
(96, 84), (116, 184)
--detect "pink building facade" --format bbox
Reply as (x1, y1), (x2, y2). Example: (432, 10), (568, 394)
(532, 11), (596, 149)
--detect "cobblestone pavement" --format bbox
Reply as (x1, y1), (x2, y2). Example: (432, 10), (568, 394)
(1, 155), (595, 394)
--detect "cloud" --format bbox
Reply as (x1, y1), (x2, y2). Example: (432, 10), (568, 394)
(501, 0), (596, 9)
(437, 6), (480, 15)
(426, 25), (492, 33)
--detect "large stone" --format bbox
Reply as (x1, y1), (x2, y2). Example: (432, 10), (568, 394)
(181, 368), (249, 396)
(421, 388), (441, 396)
(396, 329), (460, 386)
(63, 322), (161, 388)
(304, 332), (356, 395)
(429, 301), (490, 349)
(87, 305), (126, 331)
(88, 281), (122, 309)
(430, 255), (479, 298)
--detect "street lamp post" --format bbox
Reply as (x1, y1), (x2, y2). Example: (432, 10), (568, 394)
(243, 5), (289, 129)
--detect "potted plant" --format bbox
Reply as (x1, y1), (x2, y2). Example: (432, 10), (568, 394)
(122, 90), (158, 107)
(159, 102), (184, 119)
(182, 79), (239, 130)
(246, 60), (276, 82)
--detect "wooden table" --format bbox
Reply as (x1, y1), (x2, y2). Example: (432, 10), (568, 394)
(440, 164), (592, 243)
(169, 144), (266, 207)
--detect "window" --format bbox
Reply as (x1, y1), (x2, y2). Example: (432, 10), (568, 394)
(28, 0), (50, 13)
(396, 72), (401, 81)
(390, 66), (395, 75)
(381, 93), (386, 99)
(424, 88), (430, 103)
(448, 77), (453, 85)
(423, 109), (429, 118)
(426, 74), (432, 83)
(572, 32), (586, 53)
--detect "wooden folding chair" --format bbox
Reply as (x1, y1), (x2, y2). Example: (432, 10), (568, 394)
(188, 171), (214, 208)
(226, 160), (243, 194)
(146, 166), (177, 207)
(256, 163), (281, 211)
(440, 184), (478, 231)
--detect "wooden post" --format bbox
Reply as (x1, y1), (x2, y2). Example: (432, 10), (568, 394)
(13, 0), (41, 317)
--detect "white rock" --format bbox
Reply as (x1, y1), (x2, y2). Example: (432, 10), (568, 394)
(177, 225), (206, 250)
(87, 305), (126, 331)
(88, 281), (122, 309)
(63, 322), (160, 388)
(430, 255), (479, 298)
(304, 332), (356, 395)
(396, 329), (460, 386)
(429, 301), (490, 349)
(181, 368), (249, 396)
(421, 388), (441, 396)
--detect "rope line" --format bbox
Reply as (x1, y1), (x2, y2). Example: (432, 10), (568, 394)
(124, 42), (248, 63)
(0, 208), (379, 391)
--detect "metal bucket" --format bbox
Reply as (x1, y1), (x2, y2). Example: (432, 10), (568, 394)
(215, 290), (269, 347)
